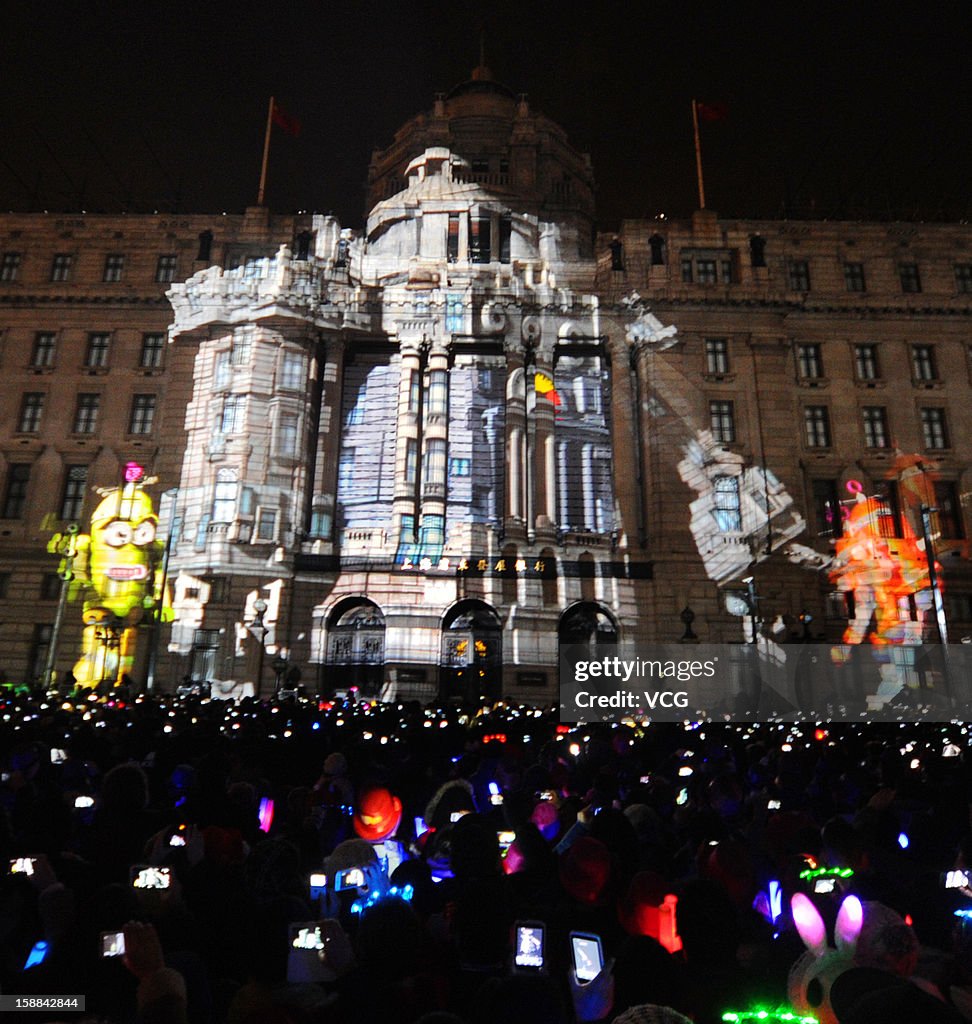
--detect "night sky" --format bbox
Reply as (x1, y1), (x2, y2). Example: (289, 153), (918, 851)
(3, 2), (969, 229)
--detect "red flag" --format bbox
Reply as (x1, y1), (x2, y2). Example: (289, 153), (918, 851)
(696, 101), (728, 122)
(272, 103), (301, 138)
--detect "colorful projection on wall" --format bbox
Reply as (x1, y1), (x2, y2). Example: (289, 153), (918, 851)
(446, 356), (506, 528)
(337, 353), (400, 535)
(828, 479), (939, 645)
(554, 355), (614, 534)
(49, 466), (169, 688)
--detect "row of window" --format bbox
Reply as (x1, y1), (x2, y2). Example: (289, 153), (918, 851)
(810, 478), (965, 541)
(707, 398), (950, 451)
(667, 248), (971, 295)
(0, 252), (181, 284)
(9, 392), (156, 437)
(798, 342), (940, 382)
(702, 337), (959, 383)
(22, 331), (165, 371)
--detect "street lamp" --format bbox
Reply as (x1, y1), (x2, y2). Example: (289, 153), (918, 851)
(249, 597), (268, 695)
(742, 576), (759, 645)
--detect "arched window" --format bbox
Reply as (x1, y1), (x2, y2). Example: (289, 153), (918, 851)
(440, 600), (502, 701)
(558, 601), (618, 647)
(326, 598), (386, 696)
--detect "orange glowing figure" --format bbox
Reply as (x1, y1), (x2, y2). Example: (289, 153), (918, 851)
(829, 481), (939, 645)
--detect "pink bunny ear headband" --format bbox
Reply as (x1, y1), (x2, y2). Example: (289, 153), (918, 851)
(791, 892), (863, 958)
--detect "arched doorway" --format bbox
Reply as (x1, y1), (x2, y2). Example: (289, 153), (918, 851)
(558, 601), (619, 647)
(325, 597), (385, 697)
(439, 600), (503, 703)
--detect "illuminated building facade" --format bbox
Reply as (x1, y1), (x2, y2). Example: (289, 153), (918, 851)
(0, 67), (970, 696)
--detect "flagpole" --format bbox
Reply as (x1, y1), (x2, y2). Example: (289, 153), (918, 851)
(691, 99), (706, 210)
(257, 96), (275, 207)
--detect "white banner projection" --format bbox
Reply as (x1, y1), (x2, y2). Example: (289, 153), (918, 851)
(446, 356), (506, 529)
(337, 354), (399, 533)
(559, 643), (972, 723)
(554, 356), (614, 534)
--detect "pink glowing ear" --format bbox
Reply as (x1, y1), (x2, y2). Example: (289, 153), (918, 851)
(791, 892), (828, 957)
(835, 895), (863, 954)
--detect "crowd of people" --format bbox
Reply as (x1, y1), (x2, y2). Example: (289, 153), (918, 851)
(3, 687), (972, 1023)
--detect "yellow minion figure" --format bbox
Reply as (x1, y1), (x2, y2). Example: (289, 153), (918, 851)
(68, 478), (170, 688)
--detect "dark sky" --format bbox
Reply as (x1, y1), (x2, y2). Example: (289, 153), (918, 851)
(3, 2), (969, 229)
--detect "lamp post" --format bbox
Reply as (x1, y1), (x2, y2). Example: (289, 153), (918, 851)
(742, 575), (760, 644)
(249, 598), (268, 696)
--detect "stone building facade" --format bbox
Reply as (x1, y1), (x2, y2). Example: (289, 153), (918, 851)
(0, 68), (969, 696)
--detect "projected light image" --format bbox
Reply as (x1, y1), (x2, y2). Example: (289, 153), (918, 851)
(829, 481), (939, 646)
(337, 354), (400, 537)
(554, 356), (614, 534)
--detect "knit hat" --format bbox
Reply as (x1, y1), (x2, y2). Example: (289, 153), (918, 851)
(323, 838), (378, 880)
(323, 752), (348, 776)
(353, 787), (402, 841)
(559, 836), (611, 905)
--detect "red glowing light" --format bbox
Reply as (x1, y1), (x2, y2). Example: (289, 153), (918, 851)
(814, 729), (827, 741)
(904, 914), (913, 926)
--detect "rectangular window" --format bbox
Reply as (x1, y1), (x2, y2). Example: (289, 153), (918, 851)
(696, 258), (717, 284)
(60, 465), (88, 521)
(51, 254), (72, 281)
(854, 344), (879, 380)
(447, 214), (460, 263)
(31, 332), (56, 368)
(85, 333), (111, 368)
(212, 473), (237, 523)
(843, 262), (866, 292)
(899, 263), (922, 293)
(214, 350), (231, 389)
(680, 258), (693, 283)
(713, 476), (742, 532)
(449, 457), (471, 476)
(73, 393), (100, 434)
(280, 351), (304, 389)
(705, 338), (729, 375)
(405, 439), (417, 485)
(934, 481), (964, 539)
(721, 258), (734, 284)
(804, 406), (831, 447)
(231, 328), (253, 366)
(788, 260), (811, 291)
(277, 413), (299, 457)
(499, 214), (512, 263)
(445, 296), (464, 334)
(220, 395), (245, 434)
(41, 573), (61, 601)
(812, 479), (843, 538)
(911, 344), (936, 382)
(103, 254), (125, 282)
(469, 214), (491, 263)
(0, 572), (8, 598)
(155, 254), (178, 283)
(408, 371), (421, 414)
(255, 508), (278, 542)
(18, 393), (44, 433)
(862, 406), (889, 448)
(797, 343), (823, 379)
(709, 400), (735, 443)
(1, 252), (21, 281)
(140, 333), (165, 369)
(920, 407), (948, 449)
(129, 394), (157, 435)
(955, 264), (972, 294)
(3, 464), (31, 519)
(873, 481), (902, 539)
